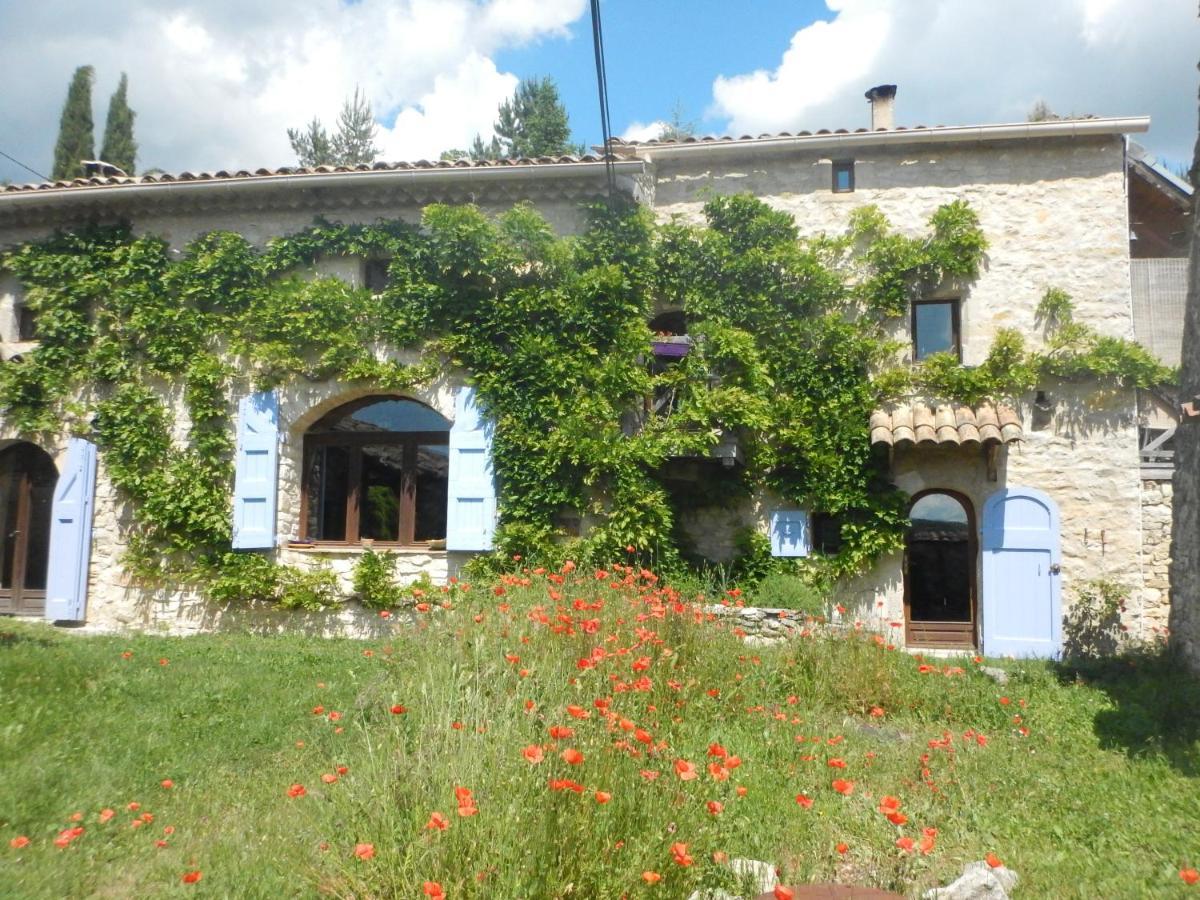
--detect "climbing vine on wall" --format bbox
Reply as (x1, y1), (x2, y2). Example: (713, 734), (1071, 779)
(0, 194), (1172, 604)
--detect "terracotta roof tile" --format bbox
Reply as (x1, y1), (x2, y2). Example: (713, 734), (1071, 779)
(870, 401), (1023, 448)
(0, 154), (613, 195)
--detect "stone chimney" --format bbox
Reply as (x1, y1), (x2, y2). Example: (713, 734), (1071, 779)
(864, 84), (897, 130)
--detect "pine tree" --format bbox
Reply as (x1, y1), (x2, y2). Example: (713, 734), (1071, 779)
(658, 101), (697, 142)
(52, 65), (96, 181)
(330, 88), (379, 166)
(99, 73), (137, 174)
(491, 77), (576, 159)
(287, 118), (335, 167)
(287, 89), (379, 167)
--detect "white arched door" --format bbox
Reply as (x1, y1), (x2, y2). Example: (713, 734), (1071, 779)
(981, 486), (1062, 658)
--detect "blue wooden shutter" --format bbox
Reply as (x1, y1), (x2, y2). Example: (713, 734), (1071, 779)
(44, 438), (98, 622)
(769, 509), (810, 557)
(446, 386), (496, 551)
(232, 390), (279, 550)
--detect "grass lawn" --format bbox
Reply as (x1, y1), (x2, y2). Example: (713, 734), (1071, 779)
(1, 564), (1198, 898)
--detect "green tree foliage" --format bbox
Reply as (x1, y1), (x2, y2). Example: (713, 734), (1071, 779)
(51, 65), (95, 181)
(473, 77), (579, 160)
(658, 100), (697, 142)
(99, 72), (137, 174)
(287, 88), (379, 167)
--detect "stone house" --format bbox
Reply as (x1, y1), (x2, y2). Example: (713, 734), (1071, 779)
(0, 87), (1179, 656)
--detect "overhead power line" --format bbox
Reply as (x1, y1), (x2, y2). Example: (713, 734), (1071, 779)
(0, 148), (49, 182)
(589, 0), (616, 202)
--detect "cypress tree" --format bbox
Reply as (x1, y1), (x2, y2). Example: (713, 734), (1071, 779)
(52, 65), (96, 181)
(99, 73), (137, 175)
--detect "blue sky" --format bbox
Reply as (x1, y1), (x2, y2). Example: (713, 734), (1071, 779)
(0, 0), (1195, 183)
(494, 0), (826, 147)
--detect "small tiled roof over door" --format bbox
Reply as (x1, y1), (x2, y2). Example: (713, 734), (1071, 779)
(870, 401), (1023, 448)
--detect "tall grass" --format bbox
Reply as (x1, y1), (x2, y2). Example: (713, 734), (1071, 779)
(1, 563), (1198, 897)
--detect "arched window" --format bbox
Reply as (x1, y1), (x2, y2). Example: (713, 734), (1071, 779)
(0, 442), (57, 616)
(301, 397), (451, 545)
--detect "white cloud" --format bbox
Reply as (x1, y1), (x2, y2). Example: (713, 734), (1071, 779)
(0, 0), (587, 182)
(621, 120), (667, 143)
(708, 0), (1198, 163)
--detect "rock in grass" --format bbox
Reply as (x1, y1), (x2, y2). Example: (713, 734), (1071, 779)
(923, 860), (1019, 900)
(686, 891), (741, 900)
(979, 666), (1010, 686)
(729, 857), (779, 893)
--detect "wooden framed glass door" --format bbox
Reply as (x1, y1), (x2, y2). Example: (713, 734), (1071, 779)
(0, 443), (58, 617)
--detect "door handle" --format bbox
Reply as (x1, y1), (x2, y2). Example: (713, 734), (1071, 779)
(1049, 563), (1061, 575)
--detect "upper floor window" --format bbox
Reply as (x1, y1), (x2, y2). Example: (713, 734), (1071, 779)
(17, 304), (36, 341)
(912, 299), (961, 362)
(832, 161), (855, 193)
(302, 397), (450, 545)
(364, 259), (391, 294)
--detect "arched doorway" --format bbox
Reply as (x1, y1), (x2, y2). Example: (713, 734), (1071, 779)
(904, 490), (976, 648)
(0, 443), (58, 616)
(300, 397), (451, 545)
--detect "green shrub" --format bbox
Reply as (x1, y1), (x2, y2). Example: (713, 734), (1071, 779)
(748, 571), (827, 615)
(351, 549), (407, 609)
(276, 565), (341, 611)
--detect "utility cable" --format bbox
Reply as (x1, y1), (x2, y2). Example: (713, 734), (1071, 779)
(0, 148), (48, 182)
(589, 0), (616, 202)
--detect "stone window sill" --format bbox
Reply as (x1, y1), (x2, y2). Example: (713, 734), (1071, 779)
(284, 543), (447, 556)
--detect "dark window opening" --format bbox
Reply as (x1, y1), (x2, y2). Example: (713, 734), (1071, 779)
(649, 310), (687, 336)
(364, 259), (391, 294)
(811, 513), (844, 555)
(832, 161), (855, 193)
(17, 305), (36, 341)
(301, 397), (450, 545)
(912, 299), (961, 362)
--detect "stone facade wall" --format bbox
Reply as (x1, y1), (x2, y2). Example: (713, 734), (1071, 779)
(1138, 477), (1173, 642)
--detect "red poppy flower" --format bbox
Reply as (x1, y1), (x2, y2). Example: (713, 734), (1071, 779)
(548, 725), (574, 740)
(9, 836), (30, 849)
(561, 748), (584, 765)
(878, 796), (901, 814)
(181, 871), (202, 884)
(390, 704), (407, 715)
(423, 882), (445, 899)
(896, 836), (915, 852)
(985, 852), (1003, 868)
(160, 780), (173, 789)
(674, 759), (698, 781)
(566, 705), (590, 719)
(671, 842), (694, 866)
(425, 812), (449, 831)
(354, 843), (375, 860)
(736, 785), (748, 797)
(321, 773), (338, 784)
(835, 842), (849, 854)
(639, 769), (660, 781)
(708, 762), (730, 781)
(642, 871), (661, 884)
(155, 839), (168, 848)
(827, 758), (846, 769)
(886, 812), (908, 825)
(706, 800), (724, 816)
(287, 784), (307, 798)
(795, 794), (813, 809)
(522, 745), (545, 764)
(337, 766), (349, 775)
(1181, 869), (1199, 885)
(919, 834), (936, 855)
(831, 779), (854, 795)
(594, 791), (612, 804)
(774, 888), (796, 900)
(707, 742), (728, 758)
(121, 651), (133, 660)
(98, 809), (114, 823)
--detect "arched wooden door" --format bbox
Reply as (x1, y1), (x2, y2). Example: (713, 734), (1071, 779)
(904, 490), (977, 649)
(981, 486), (1062, 658)
(0, 443), (58, 616)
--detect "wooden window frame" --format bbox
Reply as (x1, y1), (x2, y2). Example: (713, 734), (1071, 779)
(911, 298), (962, 362)
(832, 160), (855, 193)
(299, 430), (449, 547)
